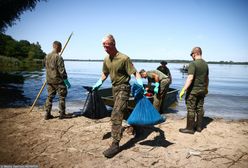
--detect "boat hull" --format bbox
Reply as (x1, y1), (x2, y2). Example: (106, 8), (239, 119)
(97, 87), (178, 113)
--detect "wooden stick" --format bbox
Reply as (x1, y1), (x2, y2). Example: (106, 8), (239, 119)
(60, 32), (73, 56)
(29, 32), (73, 112)
(29, 80), (47, 112)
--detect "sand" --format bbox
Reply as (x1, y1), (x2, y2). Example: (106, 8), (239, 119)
(0, 107), (248, 168)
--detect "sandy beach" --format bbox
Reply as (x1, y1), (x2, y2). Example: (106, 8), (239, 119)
(0, 107), (248, 168)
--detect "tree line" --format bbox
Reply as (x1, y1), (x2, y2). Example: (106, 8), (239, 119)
(0, 33), (46, 60)
(64, 59), (248, 65)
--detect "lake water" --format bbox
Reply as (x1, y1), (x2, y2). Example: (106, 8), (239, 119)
(2, 61), (248, 120)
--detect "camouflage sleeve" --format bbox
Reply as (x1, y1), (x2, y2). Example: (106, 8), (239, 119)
(125, 57), (137, 75)
(188, 62), (195, 75)
(57, 56), (68, 80)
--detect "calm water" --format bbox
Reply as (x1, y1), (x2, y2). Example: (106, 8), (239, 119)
(4, 61), (248, 120)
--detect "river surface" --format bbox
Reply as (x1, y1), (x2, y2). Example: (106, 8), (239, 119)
(1, 61), (248, 120)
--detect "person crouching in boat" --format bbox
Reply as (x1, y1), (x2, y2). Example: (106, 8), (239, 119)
(139, 69), (171, 113)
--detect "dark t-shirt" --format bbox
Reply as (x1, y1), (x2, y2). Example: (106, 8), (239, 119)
(157, 65), (171, 77)
(187, 59), (209, 95)
(103, 52), (136, 86)
(147, 70), (168, 83)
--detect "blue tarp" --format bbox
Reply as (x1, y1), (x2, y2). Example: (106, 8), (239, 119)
(127, 82), (165, 126)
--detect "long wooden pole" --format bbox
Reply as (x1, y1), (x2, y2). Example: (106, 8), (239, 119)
(29, 32), (73, 112)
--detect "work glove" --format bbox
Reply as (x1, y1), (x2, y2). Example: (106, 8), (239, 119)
(64, 79), (71, 88)
(144, 90), (147, 95)
(154, 82), (159, 94)
(92, 78), (103, 91)
(179, 88), (185, 100)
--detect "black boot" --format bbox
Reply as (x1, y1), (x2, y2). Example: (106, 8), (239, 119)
(179, 115), (195, 134)
(59, 112), (72, 119)
(44, 111), (54, 120)
(196, 113), (204, 132)
(103, 140), (120, 158)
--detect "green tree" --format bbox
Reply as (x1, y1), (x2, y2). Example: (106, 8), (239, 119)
(0, 33), (15, 55)
(17, 40), (31, 58)
(25, 42), (46, 60)
(0, 0), (46, 32)
(0, 33), (46, 60)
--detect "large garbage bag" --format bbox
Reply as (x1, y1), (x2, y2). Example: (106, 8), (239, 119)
(127, 82), (165, 126)
(82, 86), (110, 119)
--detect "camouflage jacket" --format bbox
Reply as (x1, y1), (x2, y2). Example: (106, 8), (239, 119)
(44, 51), (67, 84)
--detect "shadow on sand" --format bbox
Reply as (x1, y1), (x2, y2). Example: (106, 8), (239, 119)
(202, 116), (214, 131)
(102, 125), (174, 154)
(101, 117), (213, 153)
(120, 126), (174, 151)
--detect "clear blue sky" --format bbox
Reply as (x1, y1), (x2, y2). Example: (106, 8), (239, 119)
(5, 0), (248, 62)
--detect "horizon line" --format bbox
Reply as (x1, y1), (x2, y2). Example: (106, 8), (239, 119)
(63, 59), (248, 64)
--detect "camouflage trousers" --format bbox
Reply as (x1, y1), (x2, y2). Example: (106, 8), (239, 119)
(185, 93), (205, 122)
(45, 83), (67, 114)
(111, 84), (130, 141)
(153, 78), (170, 112)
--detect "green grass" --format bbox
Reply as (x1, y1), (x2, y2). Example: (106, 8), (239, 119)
(0, 55), (43, 72)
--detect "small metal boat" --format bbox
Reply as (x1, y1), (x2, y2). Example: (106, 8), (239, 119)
(97, 87), (178, 113)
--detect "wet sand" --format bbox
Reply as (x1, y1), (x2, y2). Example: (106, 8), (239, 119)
(0, 107), (248, 168)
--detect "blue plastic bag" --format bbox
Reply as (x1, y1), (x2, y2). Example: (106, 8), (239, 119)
(131, 81), (144, 101)
(127, 82), (165, 126)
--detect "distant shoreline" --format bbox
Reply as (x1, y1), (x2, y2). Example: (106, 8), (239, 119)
(64, 59), (248, 65)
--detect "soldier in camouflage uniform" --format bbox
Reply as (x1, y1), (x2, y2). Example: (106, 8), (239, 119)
(139, 69), (171, 112)
(179, 47), (209, 134)
(44, 41), (71, 120)
(92, 34), (144, 158)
